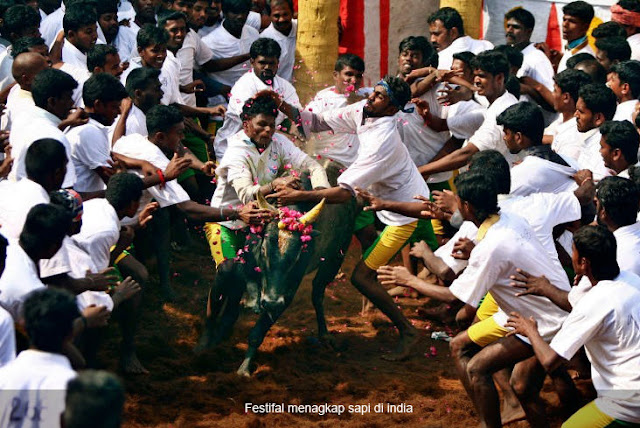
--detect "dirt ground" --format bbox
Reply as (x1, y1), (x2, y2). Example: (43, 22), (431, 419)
(100, 233), (579, 428)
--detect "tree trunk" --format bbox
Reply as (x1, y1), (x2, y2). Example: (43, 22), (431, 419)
(438, 0), (482, 39)
(294, 0), (340, 105)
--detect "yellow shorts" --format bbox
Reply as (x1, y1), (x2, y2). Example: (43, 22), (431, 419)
(468, 293), (507, 347)
(363, 222), (417, 270)
(562, 401), (640, 428)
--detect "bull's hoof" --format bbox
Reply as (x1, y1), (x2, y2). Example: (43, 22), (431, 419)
(236, 358), (252, 377)
(193, 330), (220, 354)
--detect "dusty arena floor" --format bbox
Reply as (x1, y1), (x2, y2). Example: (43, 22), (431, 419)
(101, 234), (577, 427)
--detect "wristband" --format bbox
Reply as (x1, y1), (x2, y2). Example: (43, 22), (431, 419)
(157, 169), (166, 186)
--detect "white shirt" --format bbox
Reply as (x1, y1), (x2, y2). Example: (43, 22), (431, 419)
(3, 86), (35, 131)
(307, 101), (431, 226)
(558, 41), (595, 73)
(628, 33), (640, 61)
(435, 221), (478, 274)
(259, 20), (297, 82)
(0, 178), (49, 239)
(61, 40), (88, 69)
(0, 349), (76, 428)
(0, 47), (14, 91)
(246, 11), (263, 31)
(65, 237), (114, 312)
(198, 21), (221, 39)
(0, 306), (15, 367)
(614, 222), (640, 277)
(550, 271), (640, 423)
(67, 118), (111, 193)
(40, 6), (64, 47)
(445, 99), (485, 141)
(214, 70), (300, 160)
(437, 35), (494, 70)
(449, 212), (570, 341)
(176, 29), (215, 106)
(0, 240), (46, 321)
(613, 99), (637, 123)
(578, 128), (614, 180)
(546, 116), (582, 161)
(518, 43), (557, 126)
(467, 90), (520, 166)
(9, 106), (76, 188)
(117, 0), (136, 23)
(510, 155), (578, 196)
(397, 87), (451, 183)
(111, 24), (138, 63)
(121, 55), (182, 106)
(304, 86), (362, 168)
(73, 198), (120, 272)
(112, 134), (190, 224)
(202, 23), (259, 87)
(110, 104), (148, 142)
(213, 131), (330, 229)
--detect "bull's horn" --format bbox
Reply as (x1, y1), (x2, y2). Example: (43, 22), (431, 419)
(299, 198), (326, 225)
(256, 192), (277, 212)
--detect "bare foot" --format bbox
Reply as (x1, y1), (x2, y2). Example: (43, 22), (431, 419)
(236, 358), (252, 377)
(360, 296), (375, 316)
(120, 352), (149, 375)
(388, 285), (410, 297)
(112, 277), (141, 307)
(381, 329), (422, 362)
(500, 400), (526, 425)
(417, 303), (455, 323)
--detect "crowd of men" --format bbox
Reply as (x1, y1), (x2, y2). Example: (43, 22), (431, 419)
(0, 0), (638, 426)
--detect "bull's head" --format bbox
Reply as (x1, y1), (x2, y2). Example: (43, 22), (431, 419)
(246, 193), (325, 313)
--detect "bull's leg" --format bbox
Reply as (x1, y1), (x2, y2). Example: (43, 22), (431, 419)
(311, 254), (345, 349)
(237, 285), (301, 377)
(195, 260), (244, 352)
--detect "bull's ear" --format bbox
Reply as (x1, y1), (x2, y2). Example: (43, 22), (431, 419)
(256, 192), (277, 212)
(299, 198), (326, 225)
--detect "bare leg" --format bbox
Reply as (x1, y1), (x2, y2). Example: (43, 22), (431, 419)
(351, 261), (420, 361)
(510, 356), (549, 428)
(117, 255), (148, 374)
(493, 367), (526, 424)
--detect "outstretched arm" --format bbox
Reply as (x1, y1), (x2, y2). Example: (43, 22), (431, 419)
(418, 143), (479, 177)
(506, 312), (565, 372)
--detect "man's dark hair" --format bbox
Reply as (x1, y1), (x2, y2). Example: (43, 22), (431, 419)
(562, 1), (594, 24)
(471, 50), (510, 79)
(468, 150), (510, 194)
(611, 60), (640, 98)
(249, 37), (281, 60)
(600, 120), (640, 165)
(575, 58), (608, 84)
(619, 0), (640, 13)
(399, 36), (437, 68)
(595, 37), (632, 64)
(553, 68), (593, 102)
(0, 0), (21, 18)
(382, 75), (411, 110)
(63, 371), (125, 428)
(452, 51), (475, 69)
(82, 72), (128, 106)
(125, 66), (161, 98)
(2, 5), (40, 39)
(23, 287), (79, 353)
(221, 0), (251, 14)
(566, 52), (595, 69)
(505, 75), (521, 98)
(504, 7), (535, 30)
(334, 53), (365, 72)
(146, 104), (183, 134)
(105, 173), (144, 211)
(629, 164), (640, 192)
(11, 36), (47, 58)
(96, 0), (118, 15)
(573, 225), (620, 280)
(137, 24), (169, 49)
(25, 139), (67, 183)
(427, 7), (465, 36)
(592, 21), (627, 39)
(265, 0), (293, 15)
(87, 44), (119, 71)
(241, 92), (278, 121)
(597, 176), (640, 227)
(31, 68), (78, 108)
(497, 102), (544, 145)
(578, 83), (617, 120)
(20, 204), (70, 260)
(157, 10), (187, 28)
(63, 3), (97, 34)
(494, 44), (523, 70)
(455, 172), (499, 223)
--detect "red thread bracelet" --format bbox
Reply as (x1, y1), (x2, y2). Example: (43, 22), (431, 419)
(157, 169), (166, 187)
